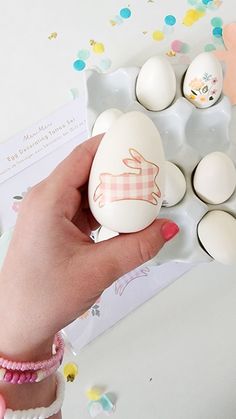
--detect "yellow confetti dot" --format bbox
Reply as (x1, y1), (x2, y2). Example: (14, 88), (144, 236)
(152, 30), (164, 41)
(63, 363), (78, 382)
(86, 387), (102, 401)
(48, 32), (57, 40)
(90, 40), (105, 54)
(166, 50), (176, 57)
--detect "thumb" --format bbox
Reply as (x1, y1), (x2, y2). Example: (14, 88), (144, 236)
(91, 219), (179, 291)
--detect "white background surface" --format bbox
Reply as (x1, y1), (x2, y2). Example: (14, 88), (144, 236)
(1, 1), (236, 418)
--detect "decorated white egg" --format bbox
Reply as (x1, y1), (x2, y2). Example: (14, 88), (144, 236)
(92, 108), (123, 136)
(183, 52), (223, 108)
(136, 56), (176, 111)
(198, 210), (236, 265)
(162, 161), (187, 207)
(88, 111), (165, 233)
(193, 151), (236, 204)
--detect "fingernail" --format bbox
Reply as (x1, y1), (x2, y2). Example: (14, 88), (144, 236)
(161, 221), (179, 241)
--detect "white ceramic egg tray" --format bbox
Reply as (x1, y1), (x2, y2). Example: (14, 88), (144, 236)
(84, 64), (236, 265)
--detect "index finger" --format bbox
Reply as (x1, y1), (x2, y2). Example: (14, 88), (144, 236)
(49, 134), (103, 189)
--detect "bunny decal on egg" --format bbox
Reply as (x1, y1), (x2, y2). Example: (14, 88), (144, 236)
(89, 111), (165, 233)
(93, 148), (161, 208)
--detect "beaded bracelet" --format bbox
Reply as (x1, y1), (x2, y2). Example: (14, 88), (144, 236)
(0, 371), (65, 419)
(0, 360), (61, 384)
(0, 333), (64, 372)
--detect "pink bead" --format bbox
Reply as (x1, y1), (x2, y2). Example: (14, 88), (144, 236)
(11, 372), (20, 384)
(25, 372), (32, 383)
(18, 373), (27, 384)
(29, 372), (37, 383)
(0, 394), (6, 418)
(4, 371), (13, 382)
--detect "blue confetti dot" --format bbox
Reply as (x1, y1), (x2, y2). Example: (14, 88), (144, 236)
(164, 15), (176, 26)
(204, 43), (216, 52)
(77, 49), (90, 60)
(213, 26), (222, 38)
(73, 59), (86, 71)
(120, 7), (131, 19)
(99, 58), (112, 71)
(202, 0), (211, 4)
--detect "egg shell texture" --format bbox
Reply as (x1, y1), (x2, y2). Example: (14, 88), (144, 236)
(88, 111), (165, 233)
(162, 161), (187, 207)
(183, 52), (223, 108)
(193, 151), (236, 204)
(92, 108), (123, 136)
(136, 56), (176, 111)
(198, 210), (236, 265)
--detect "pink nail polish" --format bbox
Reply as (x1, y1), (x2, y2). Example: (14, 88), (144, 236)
(161, 221), (179, 241)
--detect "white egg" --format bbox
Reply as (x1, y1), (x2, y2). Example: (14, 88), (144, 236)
(136, 55), (176, 111)
(193, 152), (236, 204)
(183, 52), (223, 108)
(198, 210), (236, 265)
(162, 161), (187, 207)
(89, 111), (165, 233)
(92, 108), (123, 136)
(96, 226), (119, 242)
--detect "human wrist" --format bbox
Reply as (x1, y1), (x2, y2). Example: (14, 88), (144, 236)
(0, 374), (57, 411)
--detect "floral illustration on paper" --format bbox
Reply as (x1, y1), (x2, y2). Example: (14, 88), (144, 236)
(115, 267), (150, 296)
(187, 73), (218, 104)
(80, 297), (101, 320)
(93, 149), (161, 208)
(12, 187), (31, 213)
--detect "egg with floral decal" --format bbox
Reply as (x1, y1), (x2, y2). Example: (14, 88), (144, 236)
(183, 52), (223, 108)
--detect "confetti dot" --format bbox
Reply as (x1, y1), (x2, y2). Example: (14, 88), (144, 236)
(120, 7), (131, 19)
(196, 6), (206, 16)
(207, 0), (216, 9)
(73, 59), (86, 71)
(77, 49), (90, 60)
(181, 43), (190, 53)
(164, 15), (176, 26)
(202, 0), (211, 4)
(86, 387), (102, 401)
(99, 58), (112, 71)
(183, 9), (201, 26)
(92, 42), (105, 54)
(213, 26), (222, 37)
(171, 40), (183, 53)
(152, 30), (164, 41)
(204, 43), (216, 51)
(63, 363), (79, 382)
(211, 17), (223, 27)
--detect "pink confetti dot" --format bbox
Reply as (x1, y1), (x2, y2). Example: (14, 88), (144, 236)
(171, 40), (183, 53)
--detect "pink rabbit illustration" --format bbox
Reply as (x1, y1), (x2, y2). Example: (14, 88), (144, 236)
(93, 148), (161, 208)
(214, 23), (236, 105)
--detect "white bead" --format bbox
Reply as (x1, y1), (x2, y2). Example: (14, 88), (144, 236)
(0, 368), (6, 380)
